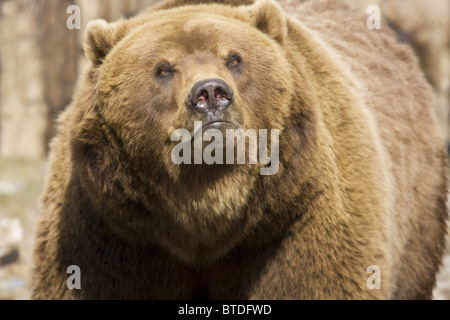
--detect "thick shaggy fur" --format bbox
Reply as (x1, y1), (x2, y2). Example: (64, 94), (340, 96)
(337, 0), (450, 152)
(32, 0), (447, 299)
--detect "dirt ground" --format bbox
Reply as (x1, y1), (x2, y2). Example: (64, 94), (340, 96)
(0, 157), (449, 300)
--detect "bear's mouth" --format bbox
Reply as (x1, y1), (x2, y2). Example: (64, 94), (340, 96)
(192, 120), (238, 140)
(202, 120), (237, 130)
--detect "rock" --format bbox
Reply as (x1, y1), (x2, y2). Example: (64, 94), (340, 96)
(0, 181), (21, 196)
(0, 218), (23, 266)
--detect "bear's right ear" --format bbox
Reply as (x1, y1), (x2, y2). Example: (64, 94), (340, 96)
(245, 0), (288, 44)
(83, 19), (126, 66)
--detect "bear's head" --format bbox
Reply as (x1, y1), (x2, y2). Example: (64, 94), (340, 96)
(71, 0), (301, 264)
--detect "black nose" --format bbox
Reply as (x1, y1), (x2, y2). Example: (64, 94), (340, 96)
(188, 79), (234, 113)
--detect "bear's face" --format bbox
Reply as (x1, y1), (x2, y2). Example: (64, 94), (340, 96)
(97, 6), (292, 171)
(74, 0), (295, 263)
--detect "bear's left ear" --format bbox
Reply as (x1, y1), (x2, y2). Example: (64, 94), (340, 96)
(83, 19), (127, 66)
(245, 0), (288, 43)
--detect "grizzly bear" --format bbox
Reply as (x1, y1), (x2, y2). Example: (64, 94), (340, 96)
(31, 0), (448, 299)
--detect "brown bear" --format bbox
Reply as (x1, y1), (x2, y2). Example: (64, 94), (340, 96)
(31, 0), (448, 299)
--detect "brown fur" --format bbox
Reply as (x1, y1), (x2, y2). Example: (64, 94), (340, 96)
(31, 0), (447, 299)
(285, 0), (450, 153)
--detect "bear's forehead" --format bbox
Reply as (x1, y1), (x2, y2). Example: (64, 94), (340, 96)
(122, 12), (255, 57)
(130, 7), (253, 41)
(182, 16), (238, 34)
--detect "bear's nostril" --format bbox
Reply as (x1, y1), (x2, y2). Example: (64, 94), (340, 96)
(215, 88), (227, 101)
(199, 90), (209, 103)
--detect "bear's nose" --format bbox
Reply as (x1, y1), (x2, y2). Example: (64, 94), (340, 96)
(188, 79), (234, 113)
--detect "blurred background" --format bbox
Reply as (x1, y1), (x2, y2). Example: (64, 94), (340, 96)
(0, 0), (449, 299)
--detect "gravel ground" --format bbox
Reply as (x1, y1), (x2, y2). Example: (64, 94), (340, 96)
(433, 217), (450, 300)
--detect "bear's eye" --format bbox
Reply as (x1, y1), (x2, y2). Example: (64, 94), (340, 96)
(230, 58), (240, 66)
(227, 54), (243, 72)
(155, 63), (174, 79)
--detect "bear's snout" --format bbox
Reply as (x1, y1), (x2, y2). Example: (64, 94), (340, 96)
(187, 78), (234, 114)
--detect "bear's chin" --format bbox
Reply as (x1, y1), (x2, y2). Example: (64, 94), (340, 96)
(156, 163), (259, 264)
